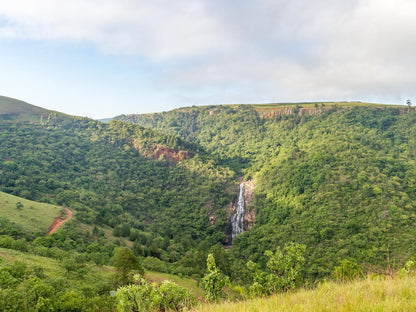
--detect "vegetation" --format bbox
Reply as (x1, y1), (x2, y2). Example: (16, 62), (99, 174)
(194, 274), (416, 312)
(117, 275), (196, 312)
(117, 103), (416, 278)
(0, 115), (234, 277)
(113, 247), (144, 285)
(0, 95), (71, 123)
(0, 191), (61, 235)
(3, 98), (416, 309)
(247, 243), (306, 297)
(202, 254), (230, 302)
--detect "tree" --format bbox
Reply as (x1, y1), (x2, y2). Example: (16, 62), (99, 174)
(209, 243), (232, 277)
(116, 275), (196, 312)
(248, 242), (306, 296)
(113, 247), (144, 285)
(15, 202), (23, 210)
(202, 253), (230, 302)
(332, 259), (363, 282)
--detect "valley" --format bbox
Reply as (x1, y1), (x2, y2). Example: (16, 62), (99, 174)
(1, 96), (416, 310)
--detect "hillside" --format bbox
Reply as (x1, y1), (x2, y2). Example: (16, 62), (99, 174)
(115, 103), (416, 278)
(195, 275), (416, 312)
(0, 247), (203, 311)
(0, 95), (70, 122)
(2, 98), (416, 309)
(0, 191), (61, 235)
(0, 112), (235, 275)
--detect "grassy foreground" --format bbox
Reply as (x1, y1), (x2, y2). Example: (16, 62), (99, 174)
(195, 275), (416, 312)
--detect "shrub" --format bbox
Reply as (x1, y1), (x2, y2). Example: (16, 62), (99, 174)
(332, 259), (363, 282)
(143, 257), (168, 273)
(116, 275), (196, 312)
(202, 253), (230, 302)
(399, 259), (416, 277)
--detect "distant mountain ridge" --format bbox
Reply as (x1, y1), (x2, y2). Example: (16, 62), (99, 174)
(0, 95), (71, 122)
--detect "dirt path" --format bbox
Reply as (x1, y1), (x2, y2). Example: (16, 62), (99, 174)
(47, 207), (73, 234)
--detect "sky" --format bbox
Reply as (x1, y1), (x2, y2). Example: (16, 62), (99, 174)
(0, 0), (415, 119)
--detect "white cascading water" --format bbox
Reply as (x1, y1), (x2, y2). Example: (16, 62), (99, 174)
(231, 182), (245, 240)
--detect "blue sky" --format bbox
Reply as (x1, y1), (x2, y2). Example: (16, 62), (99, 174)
(0, 0), (415, 118)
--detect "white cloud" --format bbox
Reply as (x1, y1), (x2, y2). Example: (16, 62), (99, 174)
(0, 0), (415, 104)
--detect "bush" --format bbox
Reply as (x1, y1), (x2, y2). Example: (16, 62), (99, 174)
(247, 242), (306, 297)
(202, 253), (230, 302)
(399, 259), (416, 277)
(143, 257), (169, 273)
(116, 275), (196, 312)
(332, 259), (363, 282)
(153, 280), (196, 311)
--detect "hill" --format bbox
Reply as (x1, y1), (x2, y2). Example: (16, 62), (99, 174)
(115, 102), (416, 278)
(195, 275), (416, 312)
(0, 111), (234, 276)
(0, 191), (62, 234)
(2, 97), (416, 309)
(0, 95), (70, 122)
(0, 247), (203, 311)
(2, 97), (416, 275)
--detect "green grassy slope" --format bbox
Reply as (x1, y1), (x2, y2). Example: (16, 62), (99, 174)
(0, 247), (203, 307)
(195, 275), (416, 312)
(0, 191), (62, 234)
(0, 95), (70, 122)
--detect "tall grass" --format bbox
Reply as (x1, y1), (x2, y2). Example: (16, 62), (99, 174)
(195, 275), (416, 312)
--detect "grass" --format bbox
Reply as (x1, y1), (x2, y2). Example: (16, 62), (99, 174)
(194, 275), (416, 311)
(0, 247), (203, 297)
(0, 95), (70, 122)
(0, 247), (117, 292)
(0, 191), (62, 234)
(0, 247), (64, 278)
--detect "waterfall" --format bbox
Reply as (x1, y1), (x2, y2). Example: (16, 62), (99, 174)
(231, 182), (245, 240)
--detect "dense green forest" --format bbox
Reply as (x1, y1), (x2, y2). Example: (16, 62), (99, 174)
(2, 98), (416, 310)
(116, 103), (416, 277)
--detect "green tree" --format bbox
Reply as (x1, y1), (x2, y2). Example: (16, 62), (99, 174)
(116, 275), (196, 312)
(332, 259), (363, 282)
(15, 202), (23, 210)
(248, 242), (306, 296)
(202, 253), (230, 302)
(113, 247), (144, 285)
(265, 242), (306, 291)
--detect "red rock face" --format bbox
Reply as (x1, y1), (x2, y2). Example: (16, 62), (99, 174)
(150, 146), (194, 163)
(255, 106), (326, 118)
(130, 138), (195, 164)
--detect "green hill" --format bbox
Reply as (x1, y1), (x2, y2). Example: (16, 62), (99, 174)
(0, 112), (233, 274)
(2, 97), (416, 310)
(0, 247), (203, 310)
(0, 95), (70, 122)
(115, 103), (416, 277)
(0, 191), (62, 234)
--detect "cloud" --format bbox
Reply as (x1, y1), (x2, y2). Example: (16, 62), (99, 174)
(0, 0), (415, 104)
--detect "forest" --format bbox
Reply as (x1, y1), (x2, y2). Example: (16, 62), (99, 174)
(2, 99), (416, 310)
